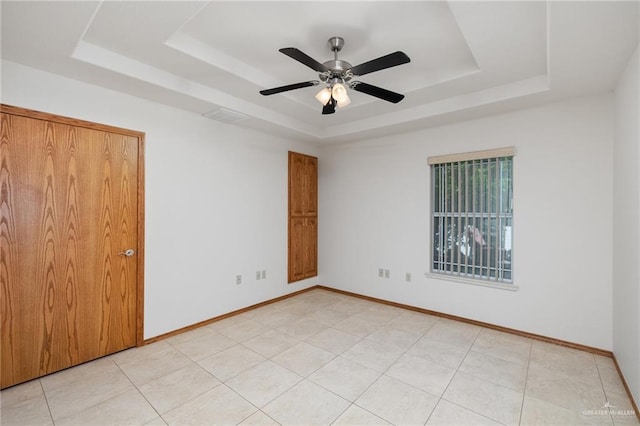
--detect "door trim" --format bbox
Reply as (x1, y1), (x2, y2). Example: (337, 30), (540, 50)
(0, 103), (146, 347)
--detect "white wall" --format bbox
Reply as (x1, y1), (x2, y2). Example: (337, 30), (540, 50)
(319, 94), (615, 350)
(1, 59), (623, 353)
(613, 46), (640, 404)
(1, 60), (320, 339)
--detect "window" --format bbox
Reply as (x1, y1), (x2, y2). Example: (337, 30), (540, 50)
(429, 148), (514, 284)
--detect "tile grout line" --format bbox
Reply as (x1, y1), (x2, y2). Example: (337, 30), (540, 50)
(356, 314), (441, 424)
(527, 342), (630, 423)
(424, 325), (487, 425)
(216, 382), (272, 425)
(517, 338), (534, 425)
(285, 318), (372, 424)
(279, 306), (390, 423)
(594, 355), (616, 425)
(38, 379), (56, 426)
(329, 306), (430, 424)
(43, 357), (161, 425)
(110, 356), (165, 423)
(408, 318), (450, 426)
(197, 296), (363, 423)
(227, 373), (303, 421)
(216, 315), (323, 419)
(209, 320), (311, 420)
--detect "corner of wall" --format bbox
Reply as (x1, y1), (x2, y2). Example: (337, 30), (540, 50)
(612, 43), (640, 406)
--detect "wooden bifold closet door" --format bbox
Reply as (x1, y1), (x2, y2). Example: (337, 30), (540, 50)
(288, 151), (318, 283)
(0, 105), (145, 389)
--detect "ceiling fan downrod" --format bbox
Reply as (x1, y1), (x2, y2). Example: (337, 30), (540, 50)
(321, 37), (352, 83)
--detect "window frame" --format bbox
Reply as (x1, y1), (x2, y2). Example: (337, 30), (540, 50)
(428, 147), (516, 290)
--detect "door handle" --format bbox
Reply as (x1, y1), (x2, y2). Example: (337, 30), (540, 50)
(118, 249), (135, 257)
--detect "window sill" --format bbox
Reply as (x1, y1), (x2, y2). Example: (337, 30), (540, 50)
(425, 273), (519, 292)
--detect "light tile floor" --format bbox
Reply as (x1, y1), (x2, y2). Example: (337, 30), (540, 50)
(2, 289), (638, 426)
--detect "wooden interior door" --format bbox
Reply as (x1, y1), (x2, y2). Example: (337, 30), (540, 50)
(0, 105), (145, 389)
(288, 151), (318, 283)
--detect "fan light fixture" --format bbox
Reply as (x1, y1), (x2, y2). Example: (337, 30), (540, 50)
(259, 36), (410, 115)
(315, 83), (351, 109)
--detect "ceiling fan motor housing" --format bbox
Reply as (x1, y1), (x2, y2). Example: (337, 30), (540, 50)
(320, 60), (353, 82)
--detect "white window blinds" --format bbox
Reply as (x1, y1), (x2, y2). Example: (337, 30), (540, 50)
(429, 148), (514, 283)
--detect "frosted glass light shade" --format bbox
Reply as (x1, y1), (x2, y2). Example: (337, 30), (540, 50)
(336, 96), (351, 108)
(315, 88), (332, 105)
(332, 83), (347, 101)
(332, 83), (350, 108)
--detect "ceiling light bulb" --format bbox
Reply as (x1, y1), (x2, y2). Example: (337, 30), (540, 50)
(315, 88), (332, 105)
(332, 83), (347, 101)
(332, 83), (351, 108)
(336, 94), (351, 108)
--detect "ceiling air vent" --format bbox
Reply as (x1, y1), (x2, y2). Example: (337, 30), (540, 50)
(202, 108), (249, 124)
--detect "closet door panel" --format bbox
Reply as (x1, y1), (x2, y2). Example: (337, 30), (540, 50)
(303, 156), (318, 216)
(288, 151), (318, 283)
(303, 218), (318, 278)
(288, 217), (305, 282)
(288, 152), (305, 216)
(0, 105), (144, 388)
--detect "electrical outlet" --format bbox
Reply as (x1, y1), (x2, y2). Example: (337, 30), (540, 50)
(378, 268), (384, 278)
(405, 272), (411, 282)
(261, 270), (266, 279)
(236, 275), (242, 285)
(384, 269), (390, 279)
(256, 271), (261, 280)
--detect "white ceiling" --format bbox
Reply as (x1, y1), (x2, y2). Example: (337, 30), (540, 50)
(1, 1), (638, 144)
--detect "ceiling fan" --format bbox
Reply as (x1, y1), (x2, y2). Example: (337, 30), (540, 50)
(259, 37), (410, 115)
